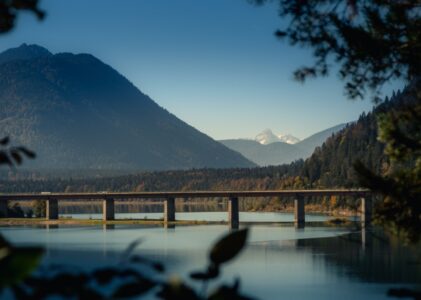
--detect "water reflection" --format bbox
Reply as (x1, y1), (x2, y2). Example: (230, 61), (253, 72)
(0, 219), (419, 299)
(102, 224), (115, 230)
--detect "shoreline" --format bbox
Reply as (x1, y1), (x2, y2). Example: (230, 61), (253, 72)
(0, 216), (356, 227)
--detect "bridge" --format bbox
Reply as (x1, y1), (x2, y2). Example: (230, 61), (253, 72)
(0, 189), (373, 228)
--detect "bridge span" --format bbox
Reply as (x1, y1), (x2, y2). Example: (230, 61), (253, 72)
(0, 190), (372, 228)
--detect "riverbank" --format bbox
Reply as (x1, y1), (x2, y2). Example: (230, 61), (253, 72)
(0, 217), (222, 226)
(0, 216), (355, 227)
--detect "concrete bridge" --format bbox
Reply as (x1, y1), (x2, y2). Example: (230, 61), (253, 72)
(0, 190), (372, 228)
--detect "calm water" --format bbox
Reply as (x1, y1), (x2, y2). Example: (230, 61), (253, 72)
(63, 211), (336, 222)
(1, 212), (420, 300)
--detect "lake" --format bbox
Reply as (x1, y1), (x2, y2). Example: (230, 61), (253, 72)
(1, 212), (420, 299)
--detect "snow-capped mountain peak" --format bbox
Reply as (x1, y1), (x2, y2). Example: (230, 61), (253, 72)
(255, 129), (281, 145)
(277, 133), (301, 144)
(255, 129), (300, 145)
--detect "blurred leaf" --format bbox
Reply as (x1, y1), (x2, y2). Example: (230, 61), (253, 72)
(16, 147), (36, 159)
(151, 262), (165, 273)
(0, 137), (9, 145)
(130, 255), (165, 272)
(0, 246), (43, 287)
(157, 280), (200, 300)
(112, 279), (155, 298)
(0, 247), (10, 261)
(210, 228), (248, 266)
(129, 255), (147, 264)
(208, 279), (255, 300)
(121, 238), (143, 262)
(0, 153), (13, 166)
(119, 268), (143, 279)
(79, 287), (104, 300)
(92, 267), (119, 285)
(190, 264), (219, 281)
(388, 288), (421, 299)
(10, 150), (22, 165)
(0, 234), (11, 248)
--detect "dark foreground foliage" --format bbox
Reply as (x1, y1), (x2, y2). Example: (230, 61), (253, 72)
(0, 228), (253, 300)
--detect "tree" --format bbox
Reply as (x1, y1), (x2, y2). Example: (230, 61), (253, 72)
(253, 0), (421, 241)
(0, 0), (45, 34)
(253, 0), (420, 100)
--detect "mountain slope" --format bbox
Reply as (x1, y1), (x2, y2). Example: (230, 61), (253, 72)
(295, 123), (347, 158)
(220, 124), (347, 166)
(0, 44), (256, 170)
(299, 88), (417, 187)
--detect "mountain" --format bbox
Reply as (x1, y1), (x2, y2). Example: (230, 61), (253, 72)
(294, 123), (347, 158)
(277, 133), (300, 144)
(0, 43), (52, 64)
(218, 139), (298, 166)
(221, 124), (347, 166)
(255, 129), (282, 145)
(300, 86), (417, 187)
(0, 44), (256, 170)
(254, 129), (300, 145)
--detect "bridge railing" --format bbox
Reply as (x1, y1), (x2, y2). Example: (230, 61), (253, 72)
(0, 190), (373, 228)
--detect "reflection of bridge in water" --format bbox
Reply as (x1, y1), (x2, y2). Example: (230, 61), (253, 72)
(0, 190), (373, 228)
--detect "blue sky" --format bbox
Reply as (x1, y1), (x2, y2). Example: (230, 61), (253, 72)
(1, 0), (401, 140)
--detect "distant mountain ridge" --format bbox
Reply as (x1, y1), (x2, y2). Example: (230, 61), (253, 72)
(0, 44), (256, 170)
(220, 123), (347, 166)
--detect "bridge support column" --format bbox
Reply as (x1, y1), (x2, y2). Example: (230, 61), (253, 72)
(228, 196), (239, 229)
(46, 198), (59, 220)
(360, 197), (372, 227)
(0, 200), (8, 218)
(164, 197), (175, 223)
(103, 198), (115, 221)
(294, 196), (305, 226)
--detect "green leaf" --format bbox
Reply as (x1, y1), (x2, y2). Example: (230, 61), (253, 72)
(209, 228), (249, 266)
(0, 246), (44, 287)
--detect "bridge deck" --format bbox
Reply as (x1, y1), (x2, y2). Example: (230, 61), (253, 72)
(0, 189), (373, 228)
(0, 189), (371, 201)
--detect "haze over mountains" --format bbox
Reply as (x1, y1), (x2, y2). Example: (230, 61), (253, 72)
(0, 44), (256, 170)
(220, 123), (347, 166)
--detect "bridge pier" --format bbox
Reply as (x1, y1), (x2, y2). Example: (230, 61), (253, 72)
(164, 197), (175, 223)
(103, 198), (115, 221)
(0, 200), (8, 218)
(294, 195), (305, 226)
(360, 197), (372, 227)
(46, 199), (59, 220)
(228, 196), (239, 229)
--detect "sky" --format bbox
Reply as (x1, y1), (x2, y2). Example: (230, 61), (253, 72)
(0, 0), (402, 140)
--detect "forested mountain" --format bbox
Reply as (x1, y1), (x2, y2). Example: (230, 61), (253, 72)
(3, 88), (409, 192)
(220, 124), (346, 166)
(301, 88), (415, 188)
(0, 44), (255, 170)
